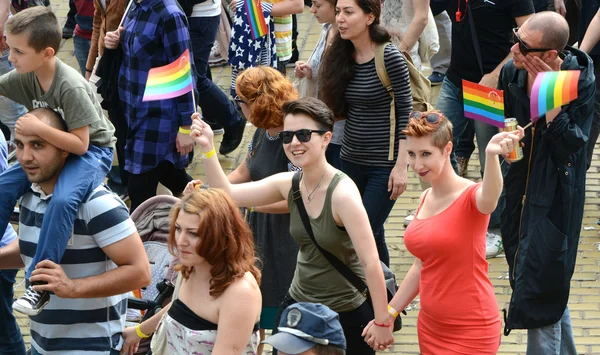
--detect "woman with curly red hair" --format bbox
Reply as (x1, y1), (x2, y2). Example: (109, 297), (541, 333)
(120, 188), (262, 354)
(188, 66), (300, 351)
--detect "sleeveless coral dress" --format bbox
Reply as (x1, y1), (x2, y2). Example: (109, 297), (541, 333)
(404, 183), (501, 354)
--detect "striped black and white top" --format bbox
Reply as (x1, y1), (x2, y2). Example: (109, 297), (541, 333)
(19, 185), (136, 355)
(342, 43), (412, 168)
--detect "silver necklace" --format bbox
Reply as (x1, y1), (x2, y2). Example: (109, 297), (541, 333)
(303, 169), (327, 203)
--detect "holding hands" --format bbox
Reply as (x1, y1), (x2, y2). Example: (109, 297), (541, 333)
(485, 126), (525, 158)
(361, 317), (395, 351)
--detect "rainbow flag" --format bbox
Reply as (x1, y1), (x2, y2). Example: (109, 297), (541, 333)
(462, 80), (505, 128)
(142, 49), (193, 102)
(244, 0), (269, 40)
(530, 70), (580, 122)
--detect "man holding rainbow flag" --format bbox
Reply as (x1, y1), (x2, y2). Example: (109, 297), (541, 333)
(498, 11), (595, 354)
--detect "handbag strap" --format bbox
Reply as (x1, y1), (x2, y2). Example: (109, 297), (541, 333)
(291, 172), (368, 297)
(172, 273), (183, 301)
(466, 1), (485, 77)
(374, 42), (396, 161)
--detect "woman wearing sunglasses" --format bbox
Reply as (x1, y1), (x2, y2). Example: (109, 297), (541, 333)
(318, 0), (413, 267)
(293, 0), (344, 169)
(186, 66), (299, 354)
(363, 111), (524, 354)
(190, 97), (394, 354)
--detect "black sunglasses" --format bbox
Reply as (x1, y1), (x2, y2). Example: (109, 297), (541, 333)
(279, 129), (327, 144)
(409, 111), (443, 124)
(512, 28), (552, 54)
(234, 97), (247, 105)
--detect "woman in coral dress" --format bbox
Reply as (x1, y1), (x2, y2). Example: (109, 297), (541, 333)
(363, 111), (524, 354)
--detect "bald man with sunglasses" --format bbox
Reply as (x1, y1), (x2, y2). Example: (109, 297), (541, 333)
(498, 11), (595, 355)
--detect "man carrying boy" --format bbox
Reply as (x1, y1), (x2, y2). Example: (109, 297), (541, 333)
(0, 108), (151, 354)
(0, 6), (116, 315)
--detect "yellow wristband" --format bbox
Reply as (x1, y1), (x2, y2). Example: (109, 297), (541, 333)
(249, 206), (255, 213)
(204, 148), (216, 159)
(135, 324), (150, 338)
(388, 305), (399, 318)
(179, 127), (191, 134)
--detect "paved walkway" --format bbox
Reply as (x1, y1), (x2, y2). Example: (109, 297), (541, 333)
(11, 2), (600, 354)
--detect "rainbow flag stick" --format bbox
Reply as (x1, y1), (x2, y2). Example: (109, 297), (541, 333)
(530, 70), (580, 122)
(462, 80), (505, 128)
(118, 0), (134, 28)
(244, 0), (269, 39)
(142, 49), (196, 111)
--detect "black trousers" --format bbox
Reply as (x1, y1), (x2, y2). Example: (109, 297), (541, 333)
(127, 160), (192, 213)
(107, 102), (129, 187)
(271, 293), (375, 355)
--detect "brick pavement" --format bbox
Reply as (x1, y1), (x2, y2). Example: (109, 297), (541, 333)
(10, 2), (600, 354)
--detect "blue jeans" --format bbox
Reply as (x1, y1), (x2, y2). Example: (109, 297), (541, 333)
(436, 77), (504, 227)
(0, 269), (26, 355)
(73, 35), (91, 76)
(527, 307), (577, 355)
(0, 145), (113, 278)
(0, 50), (27, 138)
(189, 15), (241, 128)
(340, 160), (395, 266)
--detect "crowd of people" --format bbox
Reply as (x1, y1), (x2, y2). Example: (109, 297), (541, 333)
(0, 0), (598, 354)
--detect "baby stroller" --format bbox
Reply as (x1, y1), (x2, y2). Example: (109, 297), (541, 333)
(127, 194), (180, 355)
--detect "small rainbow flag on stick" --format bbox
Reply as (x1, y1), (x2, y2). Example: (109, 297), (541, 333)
(530, 70), (580, 122)
(143, 49), (194, 102)
(462, 80), (505, 128)
(244, 0), (269, 39)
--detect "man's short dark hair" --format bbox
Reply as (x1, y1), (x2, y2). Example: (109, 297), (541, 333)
(5, 7), (61, 53)
(313, 344), (346, 355)
(30, 108), (68, 132)
(527, 11), (569, 51)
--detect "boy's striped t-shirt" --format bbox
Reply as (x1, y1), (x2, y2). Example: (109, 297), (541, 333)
(19, 185), (137, 355)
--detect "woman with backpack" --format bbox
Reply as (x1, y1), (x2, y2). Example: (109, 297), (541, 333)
(190, 97), (394, 354)
(319, 0), (412, 266)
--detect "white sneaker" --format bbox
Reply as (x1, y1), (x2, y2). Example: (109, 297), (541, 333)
(208, 41), (227, 67)
(13, 285), (50, 316)
(485, 232), (503, 259)
(404, 211), (416, 227)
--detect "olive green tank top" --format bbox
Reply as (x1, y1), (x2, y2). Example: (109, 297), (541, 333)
(287, 172), (368, 312)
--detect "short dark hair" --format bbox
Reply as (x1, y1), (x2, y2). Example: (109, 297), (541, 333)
(30, 108), (68, 132)
(5, 7), (61, 53)
(313, 344), (346, 355)
(282, 97), (334, 131)
(527, 11), (569, 51)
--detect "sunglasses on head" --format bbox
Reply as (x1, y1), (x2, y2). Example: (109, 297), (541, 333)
(279, 129), (328, 144)
(409, 111), (443, 124)
(512, 28), (552, 55)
